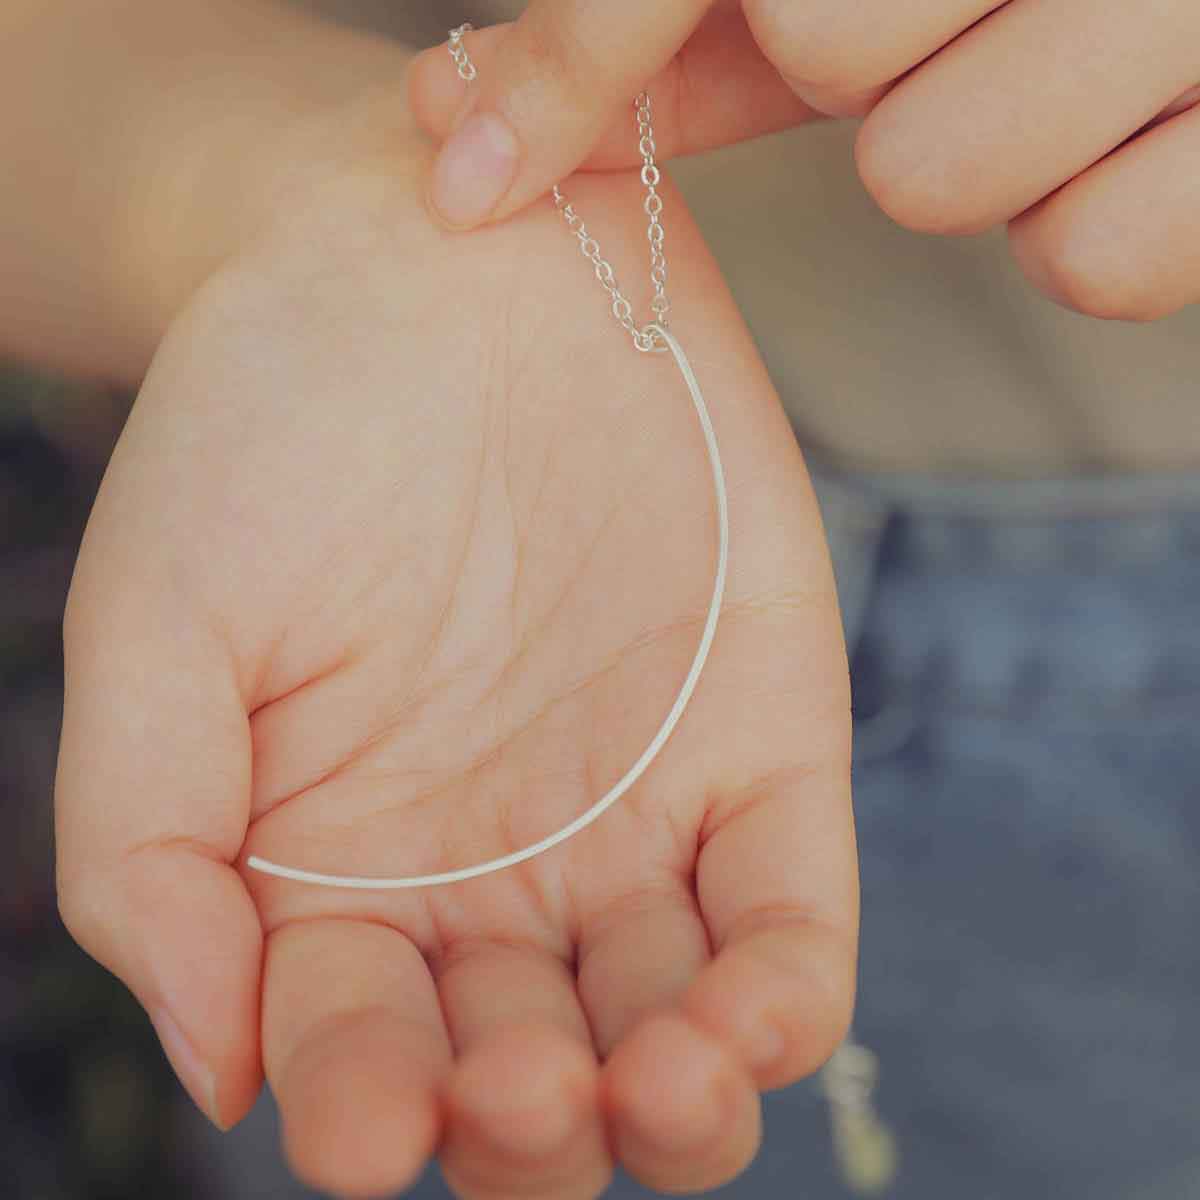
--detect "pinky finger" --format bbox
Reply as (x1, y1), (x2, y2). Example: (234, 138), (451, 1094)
(1009, 100), (1200, 322)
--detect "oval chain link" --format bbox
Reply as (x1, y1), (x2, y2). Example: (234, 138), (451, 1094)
(447, 23), (669, 353)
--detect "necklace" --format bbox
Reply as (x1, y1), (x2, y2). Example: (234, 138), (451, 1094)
(247, 23), (729, 890)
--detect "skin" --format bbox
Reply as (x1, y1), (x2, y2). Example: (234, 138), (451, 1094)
(53, 79), (858, 1200)
(408, 0), (1200, 321)
(32, 1), (1193, 1191)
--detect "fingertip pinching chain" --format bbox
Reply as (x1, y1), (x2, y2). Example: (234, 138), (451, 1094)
(246, 21), (729, 891)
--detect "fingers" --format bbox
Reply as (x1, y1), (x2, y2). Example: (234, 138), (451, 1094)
(569, 878), (762, 1191)
(1009, 101), (1200, 321)
(576, 882), (710, 1055)
(685, 768), (859, 1092)
(435, 935), (592, 1054)
(414, 0), (708, 229)
(408, 13), (817, 188)
(857, 0), (1200, 234)
(741, 0), (1003, 117)
(262, 918), (452, 1199)
(434, 939), (610, 1199)
(55, 548), (262, 1130)
(603, 1012), (763, 1194)
(442, 1029), (610, 1200)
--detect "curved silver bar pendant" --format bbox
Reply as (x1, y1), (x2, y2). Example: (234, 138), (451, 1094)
(247, 322), (728, 890)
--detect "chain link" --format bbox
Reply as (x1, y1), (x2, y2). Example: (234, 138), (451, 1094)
(447, 22), (476, 81)
(447, 23), (669, 353)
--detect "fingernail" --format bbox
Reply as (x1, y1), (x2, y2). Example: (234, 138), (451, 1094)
(150, 1005), (224, 1130)
(428, 111), (519, 229)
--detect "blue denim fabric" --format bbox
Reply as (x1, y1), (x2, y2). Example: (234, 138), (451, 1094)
(197, 463), (1200, 1200)
(737, 460), (1200, 1200)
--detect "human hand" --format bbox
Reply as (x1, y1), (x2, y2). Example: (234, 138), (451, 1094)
(55, 100), (856, 1197)
(408, 5), (1200, 321)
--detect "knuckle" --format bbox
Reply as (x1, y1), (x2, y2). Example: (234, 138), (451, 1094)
(791, 80), (886, 120)
(744, 0), (881, 93)
(1020, 227), (1161, 322)
(855, 116), (992, 236)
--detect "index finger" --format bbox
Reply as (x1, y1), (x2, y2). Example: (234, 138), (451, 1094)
(407, 4), (817, 230)
(415, 0), (707, 231)
(408, 12), (818, 177)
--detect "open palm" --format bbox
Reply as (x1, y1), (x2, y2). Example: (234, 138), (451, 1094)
(55, 140), (856, 1198)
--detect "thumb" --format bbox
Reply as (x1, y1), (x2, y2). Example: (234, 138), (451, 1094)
(409, 1), (712, 231)
(55, 513), (263, 1131)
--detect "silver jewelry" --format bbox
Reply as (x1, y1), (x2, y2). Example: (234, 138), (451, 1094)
(247, 23), (729, 890)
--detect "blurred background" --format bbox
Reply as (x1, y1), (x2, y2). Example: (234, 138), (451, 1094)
(0, 355), (429, 1191)
(0, 370), (165, 1198)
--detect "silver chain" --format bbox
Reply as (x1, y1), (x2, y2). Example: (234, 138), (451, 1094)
(447, 23), (670, 353)
(446, 23), (476, 81)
